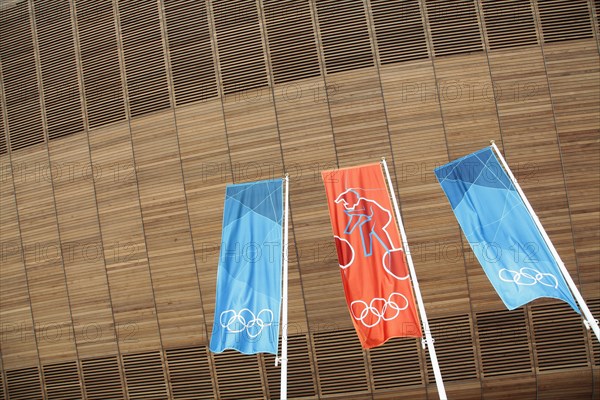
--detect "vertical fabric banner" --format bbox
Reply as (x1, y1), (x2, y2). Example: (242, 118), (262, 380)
(434, 147), (579, 312)
(322, 164), (422, 349)
(210, 179), (284, 354)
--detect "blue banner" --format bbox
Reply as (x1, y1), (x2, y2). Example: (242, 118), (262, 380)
(434, 147), (579, 312)
(210, 179), (284, 354)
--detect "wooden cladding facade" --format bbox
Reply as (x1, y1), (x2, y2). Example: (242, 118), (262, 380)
(0, 0), (598, 399)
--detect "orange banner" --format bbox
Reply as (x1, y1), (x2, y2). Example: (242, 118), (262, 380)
(322, 163), (422, 348)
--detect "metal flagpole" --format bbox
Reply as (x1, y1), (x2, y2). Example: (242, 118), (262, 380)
(280, 174), (290, 399)
(381, 158), (448, 400)
(490, 141), (599, 342)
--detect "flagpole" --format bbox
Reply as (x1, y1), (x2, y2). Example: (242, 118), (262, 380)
(490, 141), (599, 342)
(381, 158), (448, 400)
(281, 174), (290, 399)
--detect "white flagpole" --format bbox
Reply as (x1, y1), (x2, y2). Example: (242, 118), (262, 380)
(280, 174), (289, 399)
(381, 158), (448, 400)
(490, 141), (599, 342)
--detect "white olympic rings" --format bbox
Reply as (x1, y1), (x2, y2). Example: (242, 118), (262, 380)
(219, 308), (274, 338)
(498, 267), (558, 288)
(350, 292), (409, 328)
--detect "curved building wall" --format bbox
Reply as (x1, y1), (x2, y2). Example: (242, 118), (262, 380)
(0, 0), (598, 399)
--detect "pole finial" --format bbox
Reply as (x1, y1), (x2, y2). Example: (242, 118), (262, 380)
(381, 156), (386, 161)
(490, 139), (496, 145)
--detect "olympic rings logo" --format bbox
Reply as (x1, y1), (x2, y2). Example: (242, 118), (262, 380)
(219, 308), (274, 338)
(499, 267), (558, 288)
(350, 292), (409, 328)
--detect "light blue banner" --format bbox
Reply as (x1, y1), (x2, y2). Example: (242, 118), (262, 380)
(210, 179), (284, 354)
(434, 147), (579, 313)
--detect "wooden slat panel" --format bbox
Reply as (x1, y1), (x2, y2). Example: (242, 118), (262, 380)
(0, 112), (6, 154)
(213, 0), (268, 94)
(326, 69), (390, 165)
(488, 46), (580, 285)
(122, 351), (169, 399)
(166, 347), (215, 399)
(42, 361), (83, 400)
(537, 368), (593, 399)
(119, 0), (170, 117)
(590, 299), (600, 367)
(369, 337), (424, 391)
(130, 110), (206, 348)
(425, 314), (479, 382)
(538, 0), (594, 43)
(272, 76), (337, 329)
(531, 301), (589, 371)
(12, 146), (77, 363)
(476, 308), (533, 376)
(33, 0), (83, 140)
(312, 329), (370, 396)
(433, 53), (502, 311)
(76, 0), (126, 128)
(174, 99), (227, 339)
(164, 0), (217, 105)
(481, 374), (537, 399)
(88, 122), (161, 353)
(0, 153), (39, 369)
(5, 367), (44, 400)
(1, 2), (45, 151)
(426, 0), (483, 56)
(263, 0), (320, 84)
(264, 334), (318, 398)
(81, 356), (125, 400)
(315, 0), (374, 74)
(482, 0), (538, 50)
(48, 133), (118, 358)
(371, 0), (429, 64)
(213, 351), (265, 400)
(222, 89), (284, 181)
(380, 60), (472, 316)
(544, 40), (600, 298)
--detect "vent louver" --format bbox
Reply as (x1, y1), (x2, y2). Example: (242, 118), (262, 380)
(371, 0), (429, 64)
(33, 0), (83, 139)
(76, 0), (126, 128)
(164, 0), (217, 105)
(316, 0), (374, 73)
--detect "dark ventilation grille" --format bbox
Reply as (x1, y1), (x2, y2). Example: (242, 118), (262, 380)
(166, 347), (215, 399)
(0, 370), (4, 400)
(426, 0), (483, 56)
(5, 367), (44, 400)
(531, 302), (589, 370)
(312, 329), (370, 395)
(371, 0), (429, 64)
(590, 299), (600, 366)
(34, 0), (83, 140)
(81, 356), (125, 400)
(264, 334), (317, 398)
(263, 0), (320, 84)
(76, 0), (126, 128)
(213, 350), (265, 400)
(315, 0), (374, 73)
(164, 0), (217, 105)
(476, 308), (533, 376)
(213, 0), (268, 95)
(43, 361), (83, 399)
(369, 337), (423, 390)
(1, 2), (45, 151)
(122, 351), (169, 399)
(425, 314), (478, 382)
(482, 0), (538, 50)
(538, 0), (594, 43)
(119, 0), (171, 117)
